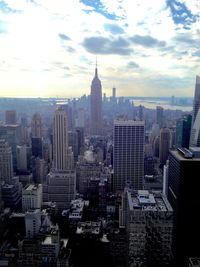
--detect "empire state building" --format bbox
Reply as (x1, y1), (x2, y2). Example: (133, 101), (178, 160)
(90, 63), (102, 135)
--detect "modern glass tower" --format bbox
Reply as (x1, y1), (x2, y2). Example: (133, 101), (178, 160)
(113, 120), (145, 192)
(90, 63), (102, 135)
(190, 75), (200, 147)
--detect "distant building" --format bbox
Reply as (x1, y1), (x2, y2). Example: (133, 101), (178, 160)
(113, 120), (145, 192)
(123, 189), (173, 267)
(90, 62), (102, 135)
(159, 128), (171, 166)
(0, 139), (13, 183)
(53, 107), (69, 171)
(176, 114), (192, 148)
(44, 170), (76, 212)
(156, 106), (164, 128)
(22, 184), (42, 212)
(0, 124), (20, 170)
(5, 110), (17, 124)
(168, 148), (200, 266)
(25, 209), (41, 238)
(31, 113), (42, 138)
(1, 177), (22, 210)
(17, 145), (28, 171)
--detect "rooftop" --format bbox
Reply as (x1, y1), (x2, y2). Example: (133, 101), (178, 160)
(76, 221), (101, 235)
(127, 189), (172, 212)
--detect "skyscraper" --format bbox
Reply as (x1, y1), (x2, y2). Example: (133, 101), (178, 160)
(168, 148), (200, 266)
(31, 113), (42, 138)
(190, 76), (200, 147)
(159, 127), (171, 166)
(0, 139), (13, 183)
(5, 110), (17, 124)
(176, 114), (192, 148)
(53, 107), (68, 171)
(156, 106), (164, 128)
(113, 120), (145, 192)
(90, 62), (102, 135)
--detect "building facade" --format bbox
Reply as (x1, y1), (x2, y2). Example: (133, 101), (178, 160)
(90, 63), (102, 136)
(113, 120), (145, 192)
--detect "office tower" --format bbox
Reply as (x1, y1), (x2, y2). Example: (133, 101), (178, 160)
(112, 87), (116, 99)
(0, 139), (13, 183)
(17, 145), (28, 171)
(5, 110), (17, 124)
(0, 124), (20, 170)
(53, 107), (68, 171)
(123, 189), (173, 267)
(190, 76), (200, 147)
(25, 209), (41, 238)
(176, 114), (192, 148)
(62, 103), (74, 131)
(76, 127), (85, 156)
(159, 128), (171, 166)
(32, 157), (48, 184)
(45, 170), (76, 212)
(90, 62), (102, 135)
(22, 184), (42, 212)
(156, 106), (164, 128)
(1, 177), (22, 210)
(31, 113), (42, 138)
(31, 113), (43, 159)
(113, 120), (145, 192)
(138, 105), (144, 120)
(75, 108), (85, 128)
(168, 148), (200, 266)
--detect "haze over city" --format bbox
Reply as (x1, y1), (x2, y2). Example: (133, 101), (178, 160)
(0, 0), (200, 98)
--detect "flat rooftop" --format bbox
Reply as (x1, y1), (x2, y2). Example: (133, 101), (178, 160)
(127, 190), (173, 212)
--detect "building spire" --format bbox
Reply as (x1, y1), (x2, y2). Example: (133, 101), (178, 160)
(95, 56), (98, 77)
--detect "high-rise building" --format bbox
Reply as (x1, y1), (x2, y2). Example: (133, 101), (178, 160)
(159, 127), (171, 166)
(113, 120), (145, 192)
(45, 170), (76, 212)
(25, 209), (41, 238)
(17, 145), (28, 171)
(53, 107), (68, 171)
(31, 113), (42, 138)
(123, 188), (173, 267)
(156, 106), (164, 128)
(22, 184), (42, 212)
(168, 148), (200, 266)
(112, 87), (116, 99)
(5, 110), (17, 124)
(90, 63), (102, 135)
(0, 139), (13, 183)
(176, 114), (192, 148)
(190, 76), (200, 147)
(0, 124), (20, 170)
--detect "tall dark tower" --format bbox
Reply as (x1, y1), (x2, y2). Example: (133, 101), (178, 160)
(90, 61), (102, 135)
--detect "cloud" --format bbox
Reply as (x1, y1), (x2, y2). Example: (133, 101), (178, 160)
(82, 36), (133, 55)
(130, 35), (166, 48)
(127, 61), (139, 69)
(0, 19), (7, 33)
(80, 0), (119, 20)
(104, 23), (124, 34)
(58, 33), (70, 41)
(166, 0), (197, 29)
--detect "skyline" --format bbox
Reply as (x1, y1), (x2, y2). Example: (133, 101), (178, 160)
(0, 0), (200, 98)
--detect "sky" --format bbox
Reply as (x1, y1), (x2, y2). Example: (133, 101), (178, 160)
(0, 0), (200, 98)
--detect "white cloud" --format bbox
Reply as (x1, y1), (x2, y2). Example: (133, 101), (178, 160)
(0, 0), (199, 97)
